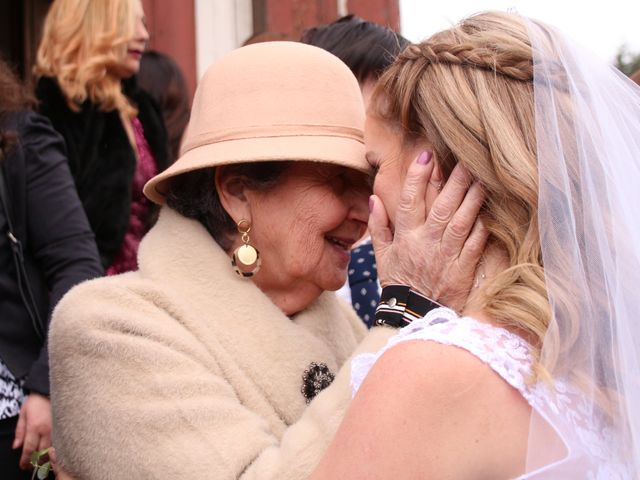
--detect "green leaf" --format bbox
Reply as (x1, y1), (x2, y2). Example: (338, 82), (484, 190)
(30, 448), (51, 468)
(37, 462), (51, 480)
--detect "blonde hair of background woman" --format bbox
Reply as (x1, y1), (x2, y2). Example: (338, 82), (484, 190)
(372, 11), (608, 391)
(35, 0), (138, 118)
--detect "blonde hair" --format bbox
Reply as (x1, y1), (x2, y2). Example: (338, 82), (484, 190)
(35, 0), (138, 117)
(374, 12), (552, 367)
(374, 12), (625, 408)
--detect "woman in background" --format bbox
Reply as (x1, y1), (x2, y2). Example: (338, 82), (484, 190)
(0, 59), (101, 479)
(34, 0), (170, 273)
(301, 15), (409, 108)
(138, 50), (190, 164)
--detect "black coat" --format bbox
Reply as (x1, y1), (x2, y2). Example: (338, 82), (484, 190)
(35, 76), (170, 268)
(0, 111), (103, 395)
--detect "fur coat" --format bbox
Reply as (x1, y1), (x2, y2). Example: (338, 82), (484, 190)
(35, 76), (170, 268)
(49, 207), (393, 479)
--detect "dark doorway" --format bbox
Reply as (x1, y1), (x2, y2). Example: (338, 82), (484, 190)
(0, 0), (52, 82)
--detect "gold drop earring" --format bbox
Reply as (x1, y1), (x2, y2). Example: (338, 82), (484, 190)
(231, 219), (261, 277)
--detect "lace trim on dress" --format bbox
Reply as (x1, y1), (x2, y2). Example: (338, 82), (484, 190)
(351, 308), (631, 479)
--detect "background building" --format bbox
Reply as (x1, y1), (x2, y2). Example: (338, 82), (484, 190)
(0, 0), (400, 99)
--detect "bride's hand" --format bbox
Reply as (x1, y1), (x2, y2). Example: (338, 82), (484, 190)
(369, 151), (487, 312)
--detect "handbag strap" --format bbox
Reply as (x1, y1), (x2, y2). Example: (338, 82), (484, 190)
(0, 149), (45, 340)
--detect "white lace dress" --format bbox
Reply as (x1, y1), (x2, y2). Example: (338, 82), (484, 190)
(351, 308), (631, 479)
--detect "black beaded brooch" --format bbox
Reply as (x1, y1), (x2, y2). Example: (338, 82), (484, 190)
(301, 362), (335, 404)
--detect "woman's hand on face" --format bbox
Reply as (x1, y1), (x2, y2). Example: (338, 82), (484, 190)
(369, 151), (488, 312)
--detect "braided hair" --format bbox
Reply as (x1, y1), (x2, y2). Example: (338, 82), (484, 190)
(373, 12), (551, 364)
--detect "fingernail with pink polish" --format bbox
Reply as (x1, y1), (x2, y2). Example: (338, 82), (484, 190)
(417, 151), (431, 165)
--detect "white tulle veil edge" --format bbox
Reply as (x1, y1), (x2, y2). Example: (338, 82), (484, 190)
(522, 14), (640, 478)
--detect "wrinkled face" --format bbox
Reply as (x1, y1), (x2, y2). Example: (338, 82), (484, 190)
(364, 113), (432, 229)
(117, 0), (149, 78)
(247, 163), (370, 307)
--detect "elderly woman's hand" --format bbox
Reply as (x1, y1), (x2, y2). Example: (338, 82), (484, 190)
(369, 151), (488, 312)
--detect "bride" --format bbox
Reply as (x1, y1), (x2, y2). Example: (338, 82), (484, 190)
(311, 11), (640, 479)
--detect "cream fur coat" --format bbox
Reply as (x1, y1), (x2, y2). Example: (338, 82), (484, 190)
(49, 207), (393, 479)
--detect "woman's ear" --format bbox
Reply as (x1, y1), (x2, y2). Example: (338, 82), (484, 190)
(215, 167), (251, 224)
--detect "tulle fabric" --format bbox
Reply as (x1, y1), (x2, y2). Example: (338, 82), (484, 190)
(524, 16), (640, 478)
(350, 307), (627, 478)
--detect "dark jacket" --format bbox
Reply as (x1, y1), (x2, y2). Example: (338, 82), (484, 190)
(35, 76), (170, 268)
(0, 111), (103, 395)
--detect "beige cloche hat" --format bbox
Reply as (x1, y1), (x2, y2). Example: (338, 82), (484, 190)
(144, 41), (369, 204)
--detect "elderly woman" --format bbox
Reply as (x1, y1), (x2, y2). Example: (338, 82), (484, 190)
(49, 41), (484, 479)
(311, 11), (640, 479)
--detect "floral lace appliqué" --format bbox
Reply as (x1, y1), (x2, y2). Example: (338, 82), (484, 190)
(351, 308), (631, 479)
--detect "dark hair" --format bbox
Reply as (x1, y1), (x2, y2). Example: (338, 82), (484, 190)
(631, 69), (640, 87)
(242, 31), (290, 46)
(300, 15), (410, 83)
(138, 51), (191, 163)
(0, 58), (35, 156)
(165, 162), (291, 250)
